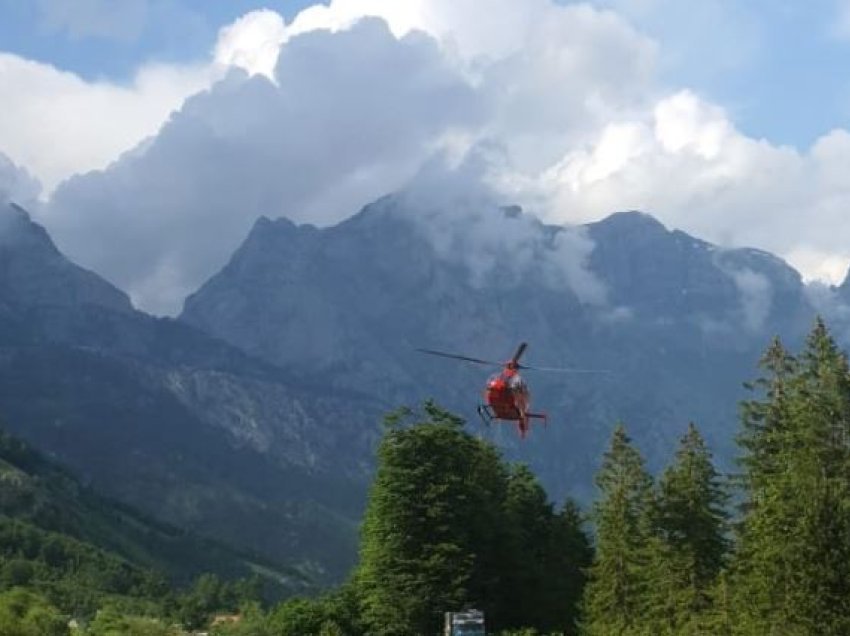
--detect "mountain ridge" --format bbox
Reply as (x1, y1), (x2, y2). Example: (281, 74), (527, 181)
(0, 201), (385, 581)
(178, 194), (827, 503)
(2, 193), (844, 578)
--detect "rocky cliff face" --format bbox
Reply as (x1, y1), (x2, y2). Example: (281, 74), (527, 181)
(0, 202), (383, 581)
(181, 196), (818, 501)
(1, 192), (835, 578)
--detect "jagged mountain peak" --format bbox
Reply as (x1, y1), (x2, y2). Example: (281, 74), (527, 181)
(591, 209), (668, 234)
(0, 202), (132, 312)
(1, 200), (60, 253)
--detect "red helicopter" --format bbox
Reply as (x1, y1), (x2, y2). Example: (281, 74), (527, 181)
(417, 342), (601, 439)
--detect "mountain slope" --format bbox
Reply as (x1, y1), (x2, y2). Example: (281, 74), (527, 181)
(0, 427), (306, 589)
(0, 201), (131, 312)
(0, 202), (384, 581)
(181, 195), (817, 502)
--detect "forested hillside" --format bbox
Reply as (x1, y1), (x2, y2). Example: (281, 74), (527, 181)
(0, 425), (315, 632)
(202, 319), (850, 636)
(3, 319), (850, 633)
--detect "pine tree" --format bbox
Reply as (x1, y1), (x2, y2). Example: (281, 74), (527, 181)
(641, 423), (728, 635)
(731, 320), (850, 634)
(581, 424), (653, 636)
(498, 465), (591, 634)
(782, 318), (850, 633)
(546, 499), (592, 635)
(728, 336), (799, 632)
(499, 464), (555, 631)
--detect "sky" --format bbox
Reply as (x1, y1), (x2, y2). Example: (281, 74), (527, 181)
(2, 0), (850, 314)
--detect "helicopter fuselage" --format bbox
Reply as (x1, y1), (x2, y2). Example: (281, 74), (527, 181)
(480, 367), (546, 437)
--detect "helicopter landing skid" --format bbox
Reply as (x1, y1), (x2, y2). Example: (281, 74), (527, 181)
(476, 404), (495, 426)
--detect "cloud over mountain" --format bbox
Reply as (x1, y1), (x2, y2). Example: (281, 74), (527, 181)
(43, 18), (481, 313)
(2, 0), (850, 314)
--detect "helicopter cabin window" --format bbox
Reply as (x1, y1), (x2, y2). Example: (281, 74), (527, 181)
(488, 374), (526, 392)
(507, 374), (526, 390)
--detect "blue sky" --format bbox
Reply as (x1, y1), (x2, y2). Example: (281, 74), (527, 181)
(606, 0), (850, 148)
(0, 1), (312, 79)
(3, 0), (850, 313)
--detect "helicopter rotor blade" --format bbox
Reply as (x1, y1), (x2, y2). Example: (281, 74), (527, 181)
(511, 342), (528, 364)
(416, 348), (502, 367)
(517, 364), (610, 373)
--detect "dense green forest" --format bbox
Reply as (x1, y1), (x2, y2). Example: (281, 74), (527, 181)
(3, 319), (850, 634)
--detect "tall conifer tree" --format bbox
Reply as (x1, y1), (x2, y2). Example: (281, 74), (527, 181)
(500, 465), (592, 634)
(582, 424), (653, 636)
(731, 320), (850, 634)
(642, 423), (728, 634)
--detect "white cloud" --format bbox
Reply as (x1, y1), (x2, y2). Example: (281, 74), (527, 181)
(43, 19), (482, 313)
(213, 10), (287, 80)
(5, 0), (850, 316)
(0, 53), (217, 193)
(534, 90), (850, 291)
(396, 154), (607, 306)
(786, 247), (850, 285)
(728, 268), (773, 332)
(28, 1), (661, 313)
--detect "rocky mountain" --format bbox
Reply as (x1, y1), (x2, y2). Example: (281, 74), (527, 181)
(0, 191), (835, 581)
(0, 201), (385, 581)
(181, 194), (819, 501)
(0, 201), (131, 313)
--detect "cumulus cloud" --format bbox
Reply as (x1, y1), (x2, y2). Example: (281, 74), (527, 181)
(534, 91), (850, 287)
(6, 0), (850, 317)
(213, 9), (287, 79)
(30, 1), (660, 313)
(43, 19), (482, 313)
(0, 53), (217, 193)
(397, 152), (607, 306)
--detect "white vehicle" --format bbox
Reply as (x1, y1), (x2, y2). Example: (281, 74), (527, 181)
(443, 609), (485, 636)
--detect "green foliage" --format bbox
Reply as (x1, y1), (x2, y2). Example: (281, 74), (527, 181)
(9, 319), (850, 635)
(641, 423), (728, 635)
(499, 465), (591, 634)
(0, 587), (68, 636)
(353, 401), (592, 635)
(84, 604), (178, 635)
(0, 517), (170, 619)
(576, 320), (850, 635)
(0, 424), (305, 596)
(581, 424), (653, 636)
(355, 402), (509, 635)
(729, 319), (850, 634)
(208, 589), (360, 636)
(171, 573), (267, 630)
(267, 597), (341, 635)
